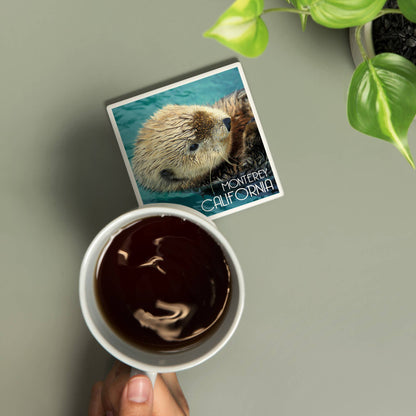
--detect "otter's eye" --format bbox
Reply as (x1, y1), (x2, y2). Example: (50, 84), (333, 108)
(223, 117), (231, 132)
(189, 143), (199, 152)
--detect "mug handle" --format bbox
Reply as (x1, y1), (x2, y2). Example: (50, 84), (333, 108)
(130, 367), (157, 386)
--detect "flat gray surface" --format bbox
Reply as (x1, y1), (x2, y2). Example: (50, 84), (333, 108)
(1, 1), (415, 415)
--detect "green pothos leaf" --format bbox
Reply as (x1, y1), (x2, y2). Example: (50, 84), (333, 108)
(397, 0), (416, 23)
(204, 0), (268, 57)
(348, 53), (416, 168)
(295, 0), (385, 28)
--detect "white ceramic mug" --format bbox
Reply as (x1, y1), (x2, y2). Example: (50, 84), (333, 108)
(79, 204), (244, 384)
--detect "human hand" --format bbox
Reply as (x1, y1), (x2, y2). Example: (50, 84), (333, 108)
(88, 361), (190, 416)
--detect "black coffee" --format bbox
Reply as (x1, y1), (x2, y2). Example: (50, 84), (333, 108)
(95, 215), (231, 352)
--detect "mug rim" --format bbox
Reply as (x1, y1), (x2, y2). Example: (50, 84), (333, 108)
(79, 203), (244, 373)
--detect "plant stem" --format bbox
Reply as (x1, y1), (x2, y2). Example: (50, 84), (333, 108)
(263, 7), (310, 16)
(376, 8), (403, 18)
(355, 25), (368, 62)
(263, 7), (402, 19)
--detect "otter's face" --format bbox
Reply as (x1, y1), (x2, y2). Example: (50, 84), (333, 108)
(132, 104), (232, 192)
(186, 106), (231, 157)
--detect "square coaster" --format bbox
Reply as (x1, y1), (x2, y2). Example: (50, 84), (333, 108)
(107, 61), (284, 219)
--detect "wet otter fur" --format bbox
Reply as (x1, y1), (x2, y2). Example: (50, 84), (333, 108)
(132, 89), (266, 192)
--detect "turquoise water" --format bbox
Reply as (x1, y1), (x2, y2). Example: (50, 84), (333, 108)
(111, 66), (280, 217)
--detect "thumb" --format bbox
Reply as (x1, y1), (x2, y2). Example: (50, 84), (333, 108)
(119, 375), (153, 416)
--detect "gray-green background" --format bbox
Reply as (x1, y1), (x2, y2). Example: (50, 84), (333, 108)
(1, 1), (415, 415)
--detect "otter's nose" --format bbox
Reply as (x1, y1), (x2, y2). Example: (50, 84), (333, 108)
(222, 117), (231, 132)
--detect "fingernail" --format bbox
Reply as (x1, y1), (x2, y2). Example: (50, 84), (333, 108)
(127, 376), (152, 403)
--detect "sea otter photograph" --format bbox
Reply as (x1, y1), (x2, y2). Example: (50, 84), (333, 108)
(132, 89), (268, 193)
(107, 62), (283, 219)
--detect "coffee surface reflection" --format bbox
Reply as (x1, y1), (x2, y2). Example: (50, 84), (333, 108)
(95, 215), (231, 352)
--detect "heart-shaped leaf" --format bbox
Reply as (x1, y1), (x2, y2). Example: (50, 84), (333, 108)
(204, 0), (268, 57)
(347, 53), (416, 168)
(295, 0), (385, 28)
(397, 0), (416, 23)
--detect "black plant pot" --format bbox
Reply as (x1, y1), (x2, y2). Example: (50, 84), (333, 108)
(350, 0), (416, 67)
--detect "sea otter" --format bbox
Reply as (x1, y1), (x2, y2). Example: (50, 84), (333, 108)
(131, 89), (266, 192)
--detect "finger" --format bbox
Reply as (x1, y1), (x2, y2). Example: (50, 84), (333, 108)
(119, 375), (153, 416)
(160, 373), (190, 415)
(153, 375), (187, 416)
(88, 382), (104, 416)
(102, 361), (131, 413)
